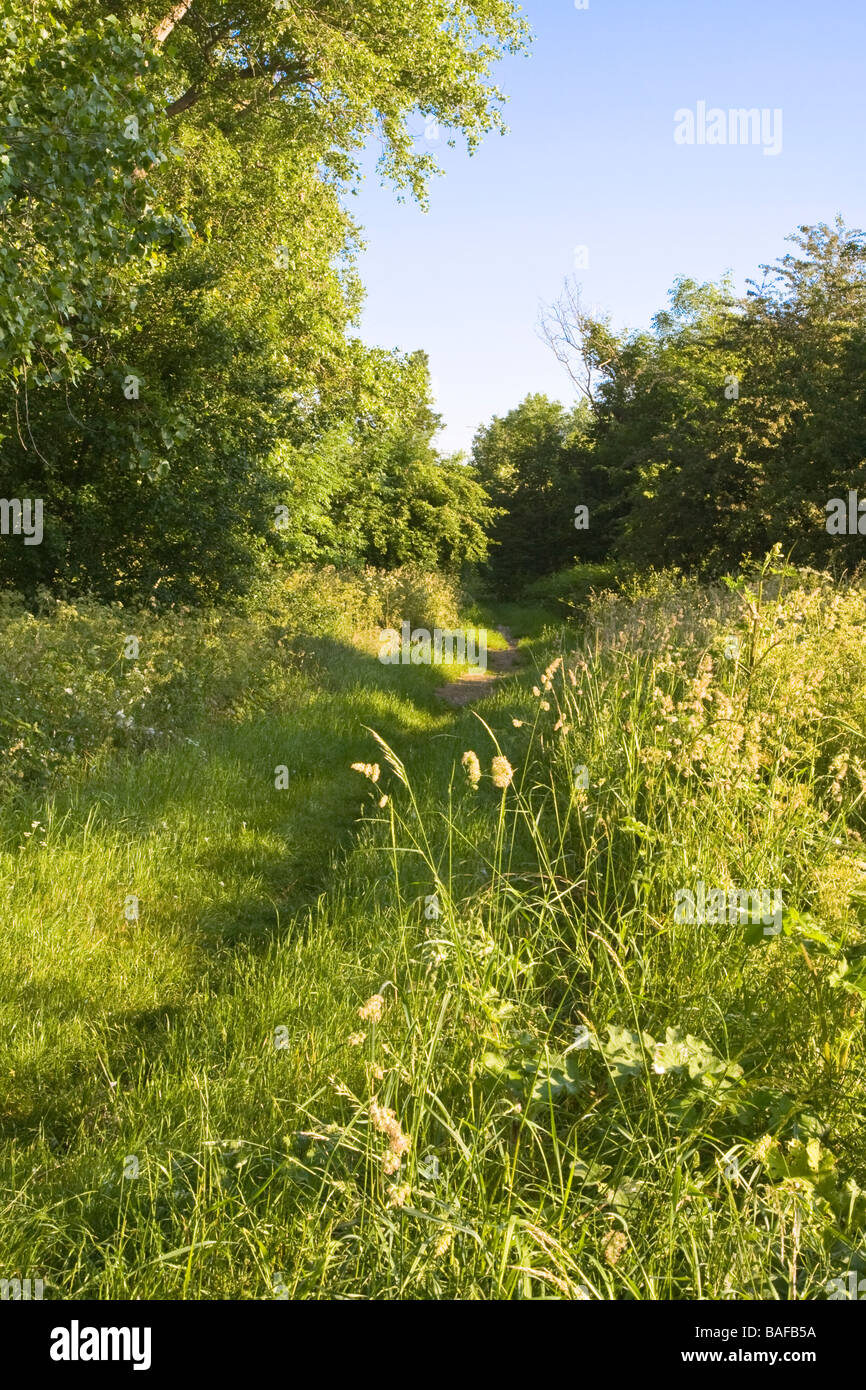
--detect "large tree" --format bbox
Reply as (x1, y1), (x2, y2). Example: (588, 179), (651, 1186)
(537, 221), (866, 576)
(1, 0), (528, 386)
(0, 0), (526, 599)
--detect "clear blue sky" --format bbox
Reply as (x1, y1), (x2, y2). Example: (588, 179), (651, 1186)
(348, 0), (866, 454)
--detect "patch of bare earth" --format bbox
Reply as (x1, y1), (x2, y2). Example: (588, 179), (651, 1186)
(434, 625), (521, 707)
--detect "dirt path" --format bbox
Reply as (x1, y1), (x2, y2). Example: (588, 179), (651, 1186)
(434, 624), (521, 707)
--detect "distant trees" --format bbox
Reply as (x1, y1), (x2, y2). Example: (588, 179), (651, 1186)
(477, 220), (866, 590)
(471, 394), (607, 594)
(271, 348), (494, 578)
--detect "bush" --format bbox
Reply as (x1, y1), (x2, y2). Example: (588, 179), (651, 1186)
(361, 566), (460, 632)
(0, 565), (463, 796)
(524, 561), (621, 614)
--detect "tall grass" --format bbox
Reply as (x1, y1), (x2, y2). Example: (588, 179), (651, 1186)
(1, 553), (864, 1298)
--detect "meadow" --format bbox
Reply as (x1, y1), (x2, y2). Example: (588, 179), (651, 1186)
(1, 552), (865, 1299)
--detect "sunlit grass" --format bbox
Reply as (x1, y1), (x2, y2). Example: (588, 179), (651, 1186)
(1, 556), (865, 1299)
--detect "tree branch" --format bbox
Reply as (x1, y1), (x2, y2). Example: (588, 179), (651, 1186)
(165, 85), (201, 118)
(154, 1), (195, 46)
(165, 57), (312, 119)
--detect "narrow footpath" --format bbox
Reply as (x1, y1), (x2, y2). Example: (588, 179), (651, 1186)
(434, 624), (521, 707)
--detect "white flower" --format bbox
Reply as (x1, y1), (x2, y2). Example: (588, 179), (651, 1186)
(491, 756), (514, 789)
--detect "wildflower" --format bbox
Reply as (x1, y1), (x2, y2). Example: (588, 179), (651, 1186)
(434, 1228), (453, 1257)
(461, 750), (481, 789)
(378, 794), (389, 808)
(351, 761), (380, 783)
(370, 1100), (398, 1134)
(603, 1230), (628, 1267)
(347, 1032), (366, 1046)
(359, 993), (385, 1023)
(383, 1151), (402, 1175)
(386, 1183), (411, 1208)
(491, 756), (514, 789)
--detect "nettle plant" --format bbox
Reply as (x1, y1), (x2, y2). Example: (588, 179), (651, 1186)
(481, 1022), (745, 1125)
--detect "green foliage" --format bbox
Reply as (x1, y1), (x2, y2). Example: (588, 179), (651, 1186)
(523, 561), (620, 614)
(0, 332), (489, 602)
(0, 0), (523, 601)
(471, 393), (605, 594)
(0, 565), (457, 795)
(275, 349), (494, 576)
(492, 221), (866, 584)
(0, 254), (289, 603)
(2, 0), (528, 380)
(0, 0), (181, 386)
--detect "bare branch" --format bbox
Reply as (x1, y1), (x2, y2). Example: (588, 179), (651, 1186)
(540, 279), (600, 404)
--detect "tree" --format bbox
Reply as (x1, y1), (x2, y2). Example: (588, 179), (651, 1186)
(1, 0), (527, 600)
(537, 223), (866, 575)
(274, 349), (494, 575)
(1, 0), (529, 385)
(0, 1), (181, 389)
(471, 393), (603, 593)
(733, 220), (866, 572)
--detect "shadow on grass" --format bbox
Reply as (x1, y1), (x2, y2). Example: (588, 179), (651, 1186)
(1, 633), (474, 1146)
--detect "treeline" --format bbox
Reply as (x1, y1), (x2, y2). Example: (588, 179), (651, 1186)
(476, 219), (866, 592)
(0, 0), (522, 604)
(3, 8), (864, 610)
